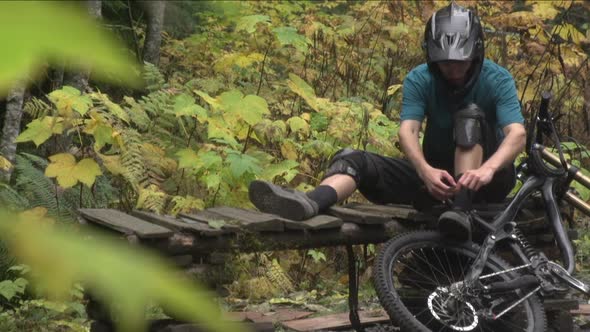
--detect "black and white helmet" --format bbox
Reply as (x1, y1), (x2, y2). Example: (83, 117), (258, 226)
(424, 2), (484, 97)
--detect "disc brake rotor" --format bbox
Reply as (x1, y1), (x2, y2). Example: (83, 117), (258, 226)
(428, 287), (479, 331)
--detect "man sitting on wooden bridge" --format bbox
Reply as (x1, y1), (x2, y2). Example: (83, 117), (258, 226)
(250, 2), (526, 242)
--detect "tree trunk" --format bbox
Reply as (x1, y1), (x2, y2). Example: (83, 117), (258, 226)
(63, 0), (102, 92)
(142, 1), (166, 66)
(0, 83), (26, 183)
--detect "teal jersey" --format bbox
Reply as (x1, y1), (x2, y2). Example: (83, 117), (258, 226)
(400, 59), (524, 170)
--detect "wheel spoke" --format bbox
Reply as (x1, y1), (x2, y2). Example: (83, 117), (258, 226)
(375, 233), (539, 332)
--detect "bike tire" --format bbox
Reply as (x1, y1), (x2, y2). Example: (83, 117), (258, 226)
(373, 230), (547, 332)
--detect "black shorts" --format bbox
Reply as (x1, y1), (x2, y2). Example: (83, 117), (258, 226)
(350, 151), (516, 207)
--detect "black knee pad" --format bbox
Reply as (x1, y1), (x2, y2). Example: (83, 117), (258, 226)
(453, 103), (486, 149)
(323, 148), (365, 186)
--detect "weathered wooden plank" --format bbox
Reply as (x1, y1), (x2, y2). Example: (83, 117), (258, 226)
(345, 203), (435, 223)
(156, 222), (399, 255)
(180, 211), (242, 232)
(148, 320), (272, 332)
(545, 298), (579, 311)
(327, 206), (392, 224)
(177, 217), (228, 236)
(216, 208), (311, 231)
(281, 310), (389, 331)
(131, 210), (225, 236)
(79, 209), (173, 239)
(226, 309), (314, 323)
(207, 207), (285, 232)
(302, 215), (343, 230)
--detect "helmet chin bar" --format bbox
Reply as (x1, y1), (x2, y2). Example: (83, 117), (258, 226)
(434, 60), (481, 100)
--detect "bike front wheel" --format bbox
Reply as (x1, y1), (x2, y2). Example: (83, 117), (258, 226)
(373, 230), (546, 332)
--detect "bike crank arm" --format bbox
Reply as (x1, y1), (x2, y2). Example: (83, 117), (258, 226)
(547, 261), (590, 295)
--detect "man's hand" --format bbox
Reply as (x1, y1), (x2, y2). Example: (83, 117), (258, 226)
(457, 166), (495, 191)
(418, 165), (457, 201)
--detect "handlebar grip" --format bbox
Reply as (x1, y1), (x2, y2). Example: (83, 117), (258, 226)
(539, 91), (552, 119)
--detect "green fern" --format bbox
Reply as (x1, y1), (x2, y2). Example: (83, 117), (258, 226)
(22, 97), (52, 119)
(142, 62), (167, 92)
(59, 179), (114, 214)
(14, 153), (60, 217)
(120, 129), (147, 189)
(0, 241), (15, 281)
(139, 91), (175, 118)
(258, 253), (294, 294)
(167, 195), (204, 216)
(136, 185), (167, 214)
(124, 97), (151, 131)
(0, 183), (29, 211)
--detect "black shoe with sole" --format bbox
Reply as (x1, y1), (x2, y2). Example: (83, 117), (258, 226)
(248, 180), (319, 221)
(438, 209), (472, 242)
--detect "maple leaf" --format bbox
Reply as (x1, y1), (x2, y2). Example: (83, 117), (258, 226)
(45, 153), (102, 188)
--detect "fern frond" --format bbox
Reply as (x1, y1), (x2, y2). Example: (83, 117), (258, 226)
(23, 97), (52, 119)
(139, 91), (174, 118)
(120, 129), (147, 189)
(140, 143), (178, 188)
(167, 195), (204, 216)
(0, 183), (29, 211)
(0, 241), (15, 280)
(136, 184), (167, 214)
(259, 253), (294, 294)
(19, 152), (48, 169)
(142, 62), (167, 92)
(124, 97), (151, 131)
(14, 154), (59, 216)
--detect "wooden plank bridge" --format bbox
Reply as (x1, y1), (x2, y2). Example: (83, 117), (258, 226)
(78, 202), (579, 332)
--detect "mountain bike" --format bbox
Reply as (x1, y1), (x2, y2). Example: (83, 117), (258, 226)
(372, 92), (590, 331)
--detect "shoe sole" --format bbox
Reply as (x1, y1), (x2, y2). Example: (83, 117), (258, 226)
(249, 181), (309, 221)
(438, 214), (470, 242)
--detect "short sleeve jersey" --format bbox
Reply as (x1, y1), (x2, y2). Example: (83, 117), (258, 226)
(400, 59), (524, 171)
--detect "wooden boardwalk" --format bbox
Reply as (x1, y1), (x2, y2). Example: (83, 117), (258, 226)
(79, 202), (577, 332)
(78, 202), (559, 255)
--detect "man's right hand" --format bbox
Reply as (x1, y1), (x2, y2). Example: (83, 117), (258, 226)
(418, 165), (457, 201)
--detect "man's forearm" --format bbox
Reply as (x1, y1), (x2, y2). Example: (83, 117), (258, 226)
(399, 127), (429, 175)
(481, 128), (526, 172)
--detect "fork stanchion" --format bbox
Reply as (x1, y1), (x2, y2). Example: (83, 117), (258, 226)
(540, 147), (590, 188)
(564, 192), (590, 217)
(539, 147), (590, 217)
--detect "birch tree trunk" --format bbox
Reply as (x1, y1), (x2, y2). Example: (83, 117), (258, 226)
(63, 0), (102, 92)
(0, 83), (26, 183)
(142, 1), (166, 66)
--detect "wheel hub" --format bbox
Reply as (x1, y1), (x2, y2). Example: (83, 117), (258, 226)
(427, 287), (479, 331)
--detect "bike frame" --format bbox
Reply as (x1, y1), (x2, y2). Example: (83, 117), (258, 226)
(464, 169), (571, 286)
(461, 91), (590, 285)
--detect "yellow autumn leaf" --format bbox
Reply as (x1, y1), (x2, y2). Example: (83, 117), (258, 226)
(531, 2), (559, 20)
(280, 140), (299, 160)
(213, 52), (264, 72)
(555, 23), (587, 44)
(45, 153), (78, 188)
(387, 84), (402, 96)
(45, 153), (102, 188)
(74, 158), (102, 187)
(19, 207), (55, 227)
(98, 153), (124, 176)
(0, 155), (12, 171)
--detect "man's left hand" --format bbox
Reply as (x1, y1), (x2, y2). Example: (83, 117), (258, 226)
(457, 166), (495, 191)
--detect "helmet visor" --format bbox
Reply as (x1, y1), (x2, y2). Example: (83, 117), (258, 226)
(427, 9), (477, 62)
